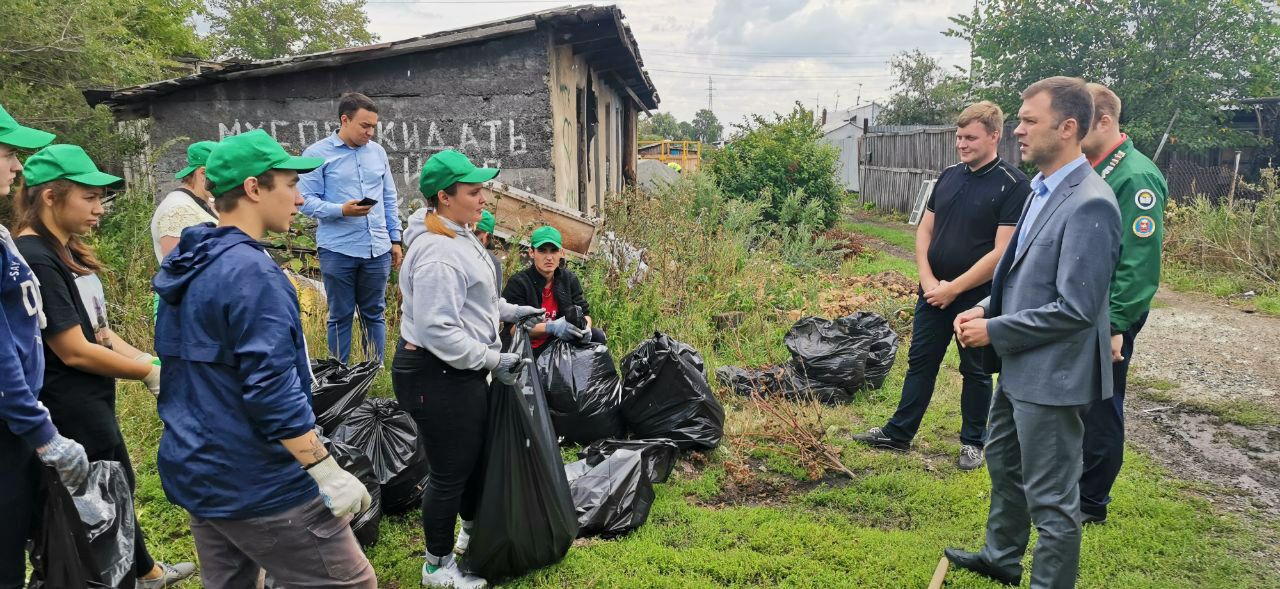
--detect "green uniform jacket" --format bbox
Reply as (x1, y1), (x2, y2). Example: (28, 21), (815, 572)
(1094, 136), (1167, 333)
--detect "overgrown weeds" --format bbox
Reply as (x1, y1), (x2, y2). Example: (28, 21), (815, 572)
(1165, 169), (1280, 294)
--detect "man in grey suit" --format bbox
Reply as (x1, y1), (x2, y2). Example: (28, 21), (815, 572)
(943, 76), (1121, 588)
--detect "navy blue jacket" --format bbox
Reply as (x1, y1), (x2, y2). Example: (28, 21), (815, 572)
(153, 224), (317, 519)
(0, 225), (54, 448)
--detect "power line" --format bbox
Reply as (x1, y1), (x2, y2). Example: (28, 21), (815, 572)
(645, 48), (969, 58)
(649, 68), (890, 79)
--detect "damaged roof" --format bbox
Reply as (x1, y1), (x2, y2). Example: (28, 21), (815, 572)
(85, 4), (659, 112)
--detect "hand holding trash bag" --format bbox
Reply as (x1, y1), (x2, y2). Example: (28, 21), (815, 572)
(544, 317), (584, 341)
(307, 454), (373, 517)
(493, 352), (528, 385)
(38, 433), (89, 492)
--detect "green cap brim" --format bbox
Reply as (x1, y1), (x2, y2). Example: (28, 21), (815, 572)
(0, 125), (56, 150)
(174, 165), (199, 179)
(458, 167), (499, 184)
(273, 155), (324, 173)
(67, 170), (124, 188)
(531, 237), (561, 249)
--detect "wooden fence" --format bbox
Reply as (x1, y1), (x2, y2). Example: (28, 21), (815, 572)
(859, 125), (1023, 213)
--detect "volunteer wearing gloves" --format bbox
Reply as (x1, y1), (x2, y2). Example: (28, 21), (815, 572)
(153, 129), (374, 588)
(394, 149), (543, 589)
(0, 105), (90, 588)
(502, 225), (607, 357)
(15, 144), (196, 587)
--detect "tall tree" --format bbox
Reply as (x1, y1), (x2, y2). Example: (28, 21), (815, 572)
(639, 112), (682, 140)
(0, 0), (207, 169)
(207, 0), (378, 60)
(879, 49), (971, 125)
(948, 0), (1280, 150)
(690, 109), (723, 143)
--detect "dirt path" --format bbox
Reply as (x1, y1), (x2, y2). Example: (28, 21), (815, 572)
(1127, 288), (1280, 520)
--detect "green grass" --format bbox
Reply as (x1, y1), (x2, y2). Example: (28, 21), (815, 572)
(1130, 375), (1280, 427)
(841, 221), (916, 252)
(102, 182), (1280, 588)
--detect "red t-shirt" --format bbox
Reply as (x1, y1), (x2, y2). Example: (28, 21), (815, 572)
(531, 281), (559, 349)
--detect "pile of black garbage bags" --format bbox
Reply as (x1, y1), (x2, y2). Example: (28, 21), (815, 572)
(717, 312), (900, 404)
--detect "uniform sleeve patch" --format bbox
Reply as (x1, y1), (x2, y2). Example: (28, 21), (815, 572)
(1133, 215), (1156, 238)
(1135, 189), (1157, 211)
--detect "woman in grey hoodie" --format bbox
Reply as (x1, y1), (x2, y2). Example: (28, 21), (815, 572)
(392, 150), (542, 589)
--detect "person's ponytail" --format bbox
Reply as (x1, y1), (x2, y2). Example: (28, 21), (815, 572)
(423, 212), (453, 238)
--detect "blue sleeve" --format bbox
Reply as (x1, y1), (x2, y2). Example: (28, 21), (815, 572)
(298, 145), (343, 221)
(382, 149), (401, 242)
(0, 307), (56, 447)
(227, 261), (315, 441)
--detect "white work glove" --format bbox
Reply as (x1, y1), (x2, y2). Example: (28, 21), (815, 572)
(37, 433), (90, 493)
(135, 353), (161, 398)
(544, 317), (585, 341)
(511, 305), (546, 323)
(305, 454), (372, 517)
(493, 352), (529, 386)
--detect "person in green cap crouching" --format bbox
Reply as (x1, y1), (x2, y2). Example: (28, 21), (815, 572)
(393, 149), (544, 589)
(151, 140), (218, 262)
(0, 105), (93, 588)
(502, 225), (606, 358)
(15, 143), (197, 587)
(153, 129), (375, 588)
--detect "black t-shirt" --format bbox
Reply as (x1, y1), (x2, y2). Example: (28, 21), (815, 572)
(925, 158), (1031, 285)
(15, 235), (121, 455)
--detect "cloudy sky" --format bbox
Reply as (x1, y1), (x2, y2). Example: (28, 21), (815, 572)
(360, 0), (972, 125)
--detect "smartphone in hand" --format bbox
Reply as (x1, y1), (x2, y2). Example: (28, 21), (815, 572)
(356, 197), (378, 206)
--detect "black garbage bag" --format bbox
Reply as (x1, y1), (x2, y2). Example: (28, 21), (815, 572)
(312, 360), (380, 433)
(716, 363), (852, 405)
(317, 429), (383, 547)
(784, 316), (871, 395)
(466, 327), (578, 581)
(28, 466), (108, 589)
(310, 358), (343, 382)
(332, 398), (429, 515)
(76, 461), (137, 587)
(619, 333), (724, 450)
(535, 339), (625, 445)
(564, 449), (655, 539)
(579, 438), (679, 484)
(839, 312), (900, 390)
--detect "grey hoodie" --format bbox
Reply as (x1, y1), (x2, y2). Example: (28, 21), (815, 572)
(400, 208), (526, 371)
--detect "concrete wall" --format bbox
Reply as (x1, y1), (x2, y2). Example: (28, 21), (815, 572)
(548, 43), (633, 216)
(143, 31), (554, 212)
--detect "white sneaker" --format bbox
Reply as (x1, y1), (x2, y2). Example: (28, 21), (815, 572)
(422, 553), (486, 589)
(453, 520), (474, 555)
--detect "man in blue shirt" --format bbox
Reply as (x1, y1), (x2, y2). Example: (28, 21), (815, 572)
(300, 92), (402, 363)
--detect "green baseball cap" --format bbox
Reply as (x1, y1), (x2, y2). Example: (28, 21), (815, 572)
(206, 129), (323, 196)
(530, 225), (562, 249)
(23, 144), (123, 188)
(175, 140), (219, 179)
(0, 104), (55, 150)
(477, 210), (496, 233)
(419, 150), (499, 197)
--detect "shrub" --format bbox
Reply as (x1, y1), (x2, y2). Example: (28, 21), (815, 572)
(1164, 169), (1280, 288)
(706, 103), (843, 231)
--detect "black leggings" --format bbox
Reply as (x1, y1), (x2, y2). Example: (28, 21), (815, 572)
(0, 430), (38, 589)
(391, 339), (489, 558)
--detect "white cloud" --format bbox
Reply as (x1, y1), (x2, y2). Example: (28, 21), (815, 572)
(360, 0), (971, 125)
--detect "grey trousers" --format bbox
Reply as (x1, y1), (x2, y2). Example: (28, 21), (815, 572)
(189, 495), (376, 589)
(979, 385), (1089, 589)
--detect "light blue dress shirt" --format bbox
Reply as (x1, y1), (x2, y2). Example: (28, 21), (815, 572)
(299, 133), (401, 259)
(1019, 154), (1089, 247)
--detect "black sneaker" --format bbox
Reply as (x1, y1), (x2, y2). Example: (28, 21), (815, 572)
(943, 548), (1021, 586)
(957, 445), (984, 471)
(1081, 511), (1108, 525)
(849, 427), (910, 451)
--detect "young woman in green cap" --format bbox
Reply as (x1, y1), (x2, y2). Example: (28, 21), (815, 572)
(15, 144), (196, 587)
(394, 149), (543, 588)
(502, 224), (606, 358)
(0, 105), (93, 587)
(151, 140), (218, 262)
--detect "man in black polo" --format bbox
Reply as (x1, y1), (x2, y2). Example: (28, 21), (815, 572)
(853, 101), (1031, 470)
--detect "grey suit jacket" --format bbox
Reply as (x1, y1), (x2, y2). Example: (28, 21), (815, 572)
(978, 162), (1121, 407)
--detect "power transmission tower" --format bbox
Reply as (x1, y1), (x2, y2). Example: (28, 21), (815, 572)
(707, 76), (714, 112)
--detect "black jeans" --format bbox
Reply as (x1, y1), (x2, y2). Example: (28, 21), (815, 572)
(882, 288), (993, 448)
(392, 338), (489, 558)
(0, 429), (38, 589)
(1080, 312), (1148, 518)
(88, 442), (157, 579)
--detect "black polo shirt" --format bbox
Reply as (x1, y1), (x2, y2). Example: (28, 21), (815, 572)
(925, 157), (1030, 284)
